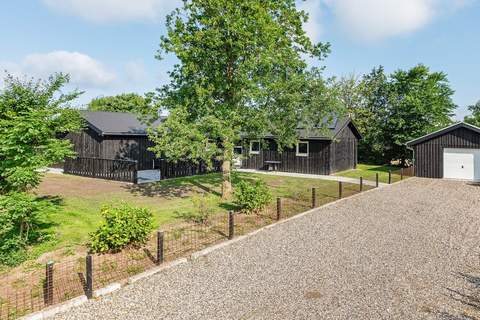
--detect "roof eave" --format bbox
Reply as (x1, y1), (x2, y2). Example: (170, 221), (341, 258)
(406, 122), (480, 147)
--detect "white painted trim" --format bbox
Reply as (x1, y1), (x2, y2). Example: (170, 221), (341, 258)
(249, 140), (260, 155)
(296, 141), (309, 157)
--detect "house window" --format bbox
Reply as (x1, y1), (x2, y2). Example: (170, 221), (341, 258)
(250, 140), (260, 155)
(296, 141), (309, 157)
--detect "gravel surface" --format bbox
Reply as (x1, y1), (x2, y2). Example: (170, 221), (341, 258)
(51, 178), (480, 320)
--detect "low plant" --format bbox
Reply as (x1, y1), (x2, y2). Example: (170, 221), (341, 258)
(0, 192), (54, 266)
(89, 203), (154, 253)
(175, 194), (216, 224)
(234, 179), (272, 214)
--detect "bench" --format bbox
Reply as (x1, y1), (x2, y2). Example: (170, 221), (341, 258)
(264, 160), (281, 171)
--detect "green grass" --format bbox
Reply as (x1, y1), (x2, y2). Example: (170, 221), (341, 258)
(26, 171), (351, 265)
(334, 163), (403, 183)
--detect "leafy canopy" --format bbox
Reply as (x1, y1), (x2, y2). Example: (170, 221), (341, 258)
(464, 101), (480, 127)
(148, 0), (335, 169)
(0, 73), (83, 193)
(88, 93), (154, 116)
(339, 65), (455, 164)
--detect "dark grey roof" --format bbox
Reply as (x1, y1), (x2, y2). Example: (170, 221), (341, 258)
(81, 111), (164, 136)
(406, 122), (480, 147)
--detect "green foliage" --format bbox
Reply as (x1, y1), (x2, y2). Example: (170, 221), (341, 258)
(234, 180), (272, 214)
(0, 193), (55, 266)
(338, 65), (456, 165)
(176, 194), (216, 224)
(89, 203), (154, 253)
(148, 0), (335, 197)
(0, 73), (83, 193)
(464, 101), (480, 127)
(87, 93), (156, 117)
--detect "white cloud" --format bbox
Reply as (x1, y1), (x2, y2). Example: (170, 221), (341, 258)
(42, 0), (181, 23)
(298, 0), (323, 42)
(125, 60), (148, 84)
(1, 51), (116, 88)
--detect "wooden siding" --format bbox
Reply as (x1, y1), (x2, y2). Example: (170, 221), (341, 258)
(66, 129), (157, 170)
(412, 127), (480, 178)
(241, 139), (331, 175)
(329, 123), (358, 173)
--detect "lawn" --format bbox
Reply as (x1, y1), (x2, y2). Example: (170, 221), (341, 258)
(334, 163), (404, 183)
(26, 171), (361, 267)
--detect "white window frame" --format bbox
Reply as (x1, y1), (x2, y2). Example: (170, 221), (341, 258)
(296, 141), (309, 157)
(250, 140), (261, 155)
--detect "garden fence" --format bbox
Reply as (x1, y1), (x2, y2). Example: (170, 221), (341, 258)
(0, 176), (408, 319)
(64, 157), (138, 183)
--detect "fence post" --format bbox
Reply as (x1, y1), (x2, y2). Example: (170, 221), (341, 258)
(228, 211), (234, 240)
(376, 173), (379, 188)
(311, 187), (316, 208)
(338, 181), (343, 199)
(45, 261), (54, 305)
(401, 168), (404, 180)
(133, 161), (139, 184)
(157, 231), (164, 265)
(276, 197), (282, 221)
(388, 170), (392, 184)
(85, 255), (93, 299)
(360, 177), (363, 192)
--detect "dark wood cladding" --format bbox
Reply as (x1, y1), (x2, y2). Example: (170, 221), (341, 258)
(242, 139), (331, 175)
(64, 157), (138, 183)
(330, 123), (358, 173)
(412, 127), (480, 178)
(66, 129), (156, 170)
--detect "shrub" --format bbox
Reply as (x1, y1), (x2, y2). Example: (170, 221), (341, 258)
(175, 194), (216, 224)
(234, 179), (272, 214)
(0, 193), (54, 266)
(90, 203), (154, 253)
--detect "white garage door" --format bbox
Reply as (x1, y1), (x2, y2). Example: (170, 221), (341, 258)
(443, 148), (480, 181)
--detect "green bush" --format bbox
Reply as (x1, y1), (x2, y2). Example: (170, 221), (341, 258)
(176, 194), (216, 224)
(0, 193), (54, 266)
(90, 203), (154, 253)
(234, 179), (272, 214)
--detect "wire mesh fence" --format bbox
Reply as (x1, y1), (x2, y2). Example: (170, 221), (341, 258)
(0, 179), (380, 319)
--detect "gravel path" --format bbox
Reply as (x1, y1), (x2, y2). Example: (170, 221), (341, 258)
(51, 179), (480, 320)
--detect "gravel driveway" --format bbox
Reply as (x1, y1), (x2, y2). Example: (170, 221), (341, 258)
(51, 178), (480, 320)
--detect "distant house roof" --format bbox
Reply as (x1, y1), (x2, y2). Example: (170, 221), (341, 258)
(406, 122), (480, 147)
(81, 111), (165, 136)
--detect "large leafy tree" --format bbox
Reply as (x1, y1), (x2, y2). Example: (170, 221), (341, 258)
(0, 73), (83, 193)
(464, 101), (480, 127)
(149, 0), (333, 198)
(88, 93), (153, 115)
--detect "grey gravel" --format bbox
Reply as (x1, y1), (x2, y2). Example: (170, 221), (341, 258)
(51, 178), (480, 320)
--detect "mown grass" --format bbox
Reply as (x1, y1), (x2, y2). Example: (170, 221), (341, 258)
(334, 163), (403, 183)
(26, 171), (349, 264)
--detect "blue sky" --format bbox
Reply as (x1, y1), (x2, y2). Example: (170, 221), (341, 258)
(0, 0), (478, 119)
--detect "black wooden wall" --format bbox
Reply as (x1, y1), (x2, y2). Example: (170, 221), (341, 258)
(329, 123), (358, 173)
(66, 129), (157, 170)
(412, 127), (480, 178)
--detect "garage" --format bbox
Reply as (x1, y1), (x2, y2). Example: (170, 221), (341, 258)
(407, 122), (480, 180)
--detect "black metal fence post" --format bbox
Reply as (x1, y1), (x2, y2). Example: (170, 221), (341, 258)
(86, 255), (93, 299)
(276, 197), (282, 221)
(401, 168), (404, 180)
(228, 211), (234, 240)
(376, 173), (379, 188)
(311, 187), (316, 208)
(338, 181), (343, 199)
(388, 170), (392, 184)
(157, 231), (164, 265)
(359, 177), (363, 192)
(45, 261), (54, 305)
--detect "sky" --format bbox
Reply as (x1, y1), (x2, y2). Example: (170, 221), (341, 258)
(0, 0), (478, 120)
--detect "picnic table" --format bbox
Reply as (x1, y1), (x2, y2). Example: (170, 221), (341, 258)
(264, 160), (281, 171)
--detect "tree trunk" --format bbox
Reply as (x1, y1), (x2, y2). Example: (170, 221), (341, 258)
(221, 159), (232, 199)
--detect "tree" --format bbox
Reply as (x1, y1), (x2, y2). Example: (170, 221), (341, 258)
(0, 73), (83, 193)
(464, 101), (480, 127)
(88, 93), (153, 114)
(385, 65), (455, 165)
(149, 0), (333, 198)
